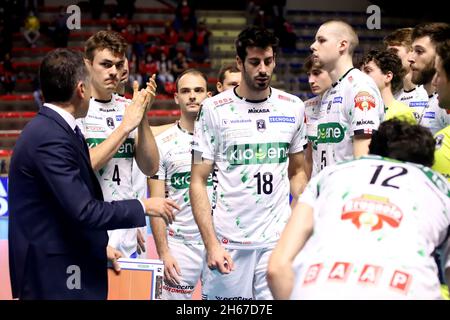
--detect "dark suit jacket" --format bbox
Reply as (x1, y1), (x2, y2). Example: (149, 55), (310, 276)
(8, 106), (146, 299)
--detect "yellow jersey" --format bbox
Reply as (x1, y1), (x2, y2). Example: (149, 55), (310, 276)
(385, 100), (417, 124)
(433, 125), (450, 181)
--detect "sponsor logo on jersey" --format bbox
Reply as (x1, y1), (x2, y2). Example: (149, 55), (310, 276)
(269, 116), (295, 123)
(358, 264), (382, 285)
(213, 97), (233, 107)
(86, 138), (134, 158)
(333, 96), (343, 104)
(99, 108), (116, 112)
(222, 119), (252, 127)
(409, 101), (428, 108)
(256, 119), (266, 132)
(341, 194), (403, 231)
(278, 94), (294, 102)
(215, 296), (253, 300)
(354, 92), (376, 111)
(115, 115), (123, 121)
(316, 122), (345, 144)
(225, 128), (252, 139)
(248, 108), (270, 113)
(302, 262), (411, 293)
(227, 142), (289, 165)
(162, 133), (177, 143)
(356, 120), (375, 126)
(302, 263), (323, 286)
(399, 95), (413, 101)
(305, 99), (319, 107)
(87, 114), (103, 120)
(171, 172), (213, 189)
(85, 125), (106, 132)
(423, 111), (435, 119)
(163, 284), (194, 294)
(106, 117), (115, 129)
(328, 262), (352, 282)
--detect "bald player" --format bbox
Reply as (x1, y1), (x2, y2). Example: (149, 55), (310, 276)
(310, 20), (384, 171)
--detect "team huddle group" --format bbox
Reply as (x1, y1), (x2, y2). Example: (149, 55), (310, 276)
(7, 20), (450, 300)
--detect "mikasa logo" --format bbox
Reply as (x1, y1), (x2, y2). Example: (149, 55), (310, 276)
(248, 108), (270, 113)
(227, 142), (289, 165)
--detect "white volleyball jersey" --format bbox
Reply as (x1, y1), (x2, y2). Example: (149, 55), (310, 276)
(395, 85), (429, 114)
(77, 94), (139, 257)
(192, 87), (307, 249)
(305, 96), (321, 177)
(317, 68), (384, 171)
(295, 155), (450, 299)
(154, 122), (215, 244)
(415, 93), (450, 135)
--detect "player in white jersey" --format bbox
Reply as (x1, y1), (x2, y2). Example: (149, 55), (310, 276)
(190, 27), (308, 300)
(361, 49), (416, 124)
(268, 119), (450, 299)
(408, 23), (450, 134)
(302, 55), (332, 178)
(310, 21), (384, 171)
(78, 31), (179, 267)
(150, 69), (213, 299)
(383, 28), (430, 109)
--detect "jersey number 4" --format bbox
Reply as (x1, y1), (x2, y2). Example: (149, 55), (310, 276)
(112, 164), (121, 185)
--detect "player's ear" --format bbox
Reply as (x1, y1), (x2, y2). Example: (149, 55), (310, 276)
(236, 55), (243, 72)
(216, 82), (222, 92)
(206, 91), (212, 98)
(338, 39), (348, 54)
(174, 92), (179, 105)
(385, 71), (393, 84)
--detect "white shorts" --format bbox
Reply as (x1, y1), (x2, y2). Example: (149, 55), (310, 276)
(202, 246), (274, 300)
(162, 241), (205, 300)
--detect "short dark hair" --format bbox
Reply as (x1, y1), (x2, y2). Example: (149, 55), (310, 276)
(235, 26), (279, 61)
(175, 68), (208, 92)
(436, 39), (450, 79)
(302, 54), (323, 74)
(362, 49), (405, 93)
(39, 49), (89, 103)
(217, 63), (240, 84)
(383, 28), (413, 49)
(411, 22), (450, 46)
(369, 119), (435, 167)
(84, 30), (128, 62)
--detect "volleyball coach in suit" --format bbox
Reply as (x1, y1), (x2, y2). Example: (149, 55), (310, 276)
(8, 49), (176, 299)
